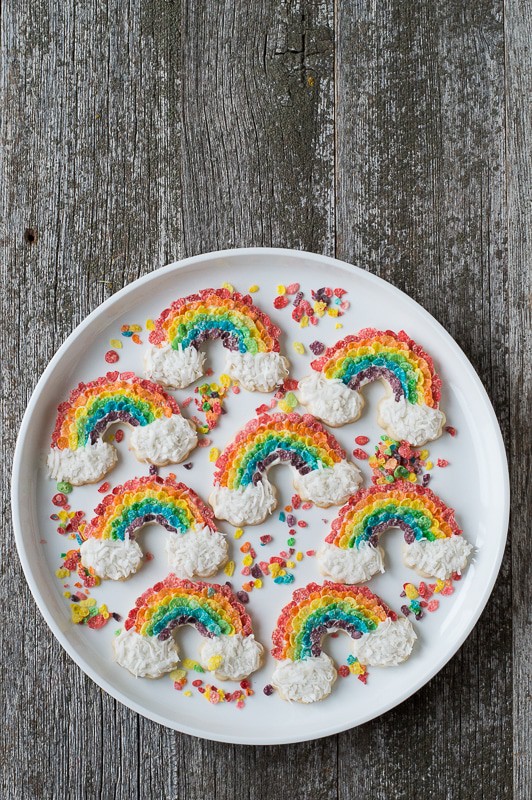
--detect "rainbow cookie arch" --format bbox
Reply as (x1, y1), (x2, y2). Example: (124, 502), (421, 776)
(48, 373), (197, 485)
(145, 288), (290, 391)
(80, 477), (227, 580)
(271, 582), (416, 703)
(114, 575), (264, 680)
(209, 412), (362, 526)
(318, 482), (472, 583)
(297, 329), (446, 445)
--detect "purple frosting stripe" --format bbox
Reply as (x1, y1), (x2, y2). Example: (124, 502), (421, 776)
(348, 366), (405, 402)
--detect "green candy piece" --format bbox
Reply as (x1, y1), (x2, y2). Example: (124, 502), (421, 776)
(57, 481), (73, 494)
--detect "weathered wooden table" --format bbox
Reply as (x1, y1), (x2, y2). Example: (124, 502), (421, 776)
(1, 2), (530, 798)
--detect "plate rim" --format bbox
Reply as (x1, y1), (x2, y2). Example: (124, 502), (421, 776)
(11, 246), (510, 745)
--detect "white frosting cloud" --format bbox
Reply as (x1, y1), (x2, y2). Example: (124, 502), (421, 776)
(165, 527), (228, 578)
(80, 538), (143, 580)
(271, 652), (337, 703)
(296, 373), (364, 426)
(144, 344), (206, 389)
(293, 460), (363, 507)
(378, 395), (446, 445)
(351, 617), (417, 667)
(129, 414), (197, 465)
(403, 535), (472, 579)
(199, 633), (264, 681)
(224, 351), (290, 392)
(47, 441), (118, 486)
(317, 541), (385, 584)
(113, 629), (180, 678)
(210, 480), (277, 526)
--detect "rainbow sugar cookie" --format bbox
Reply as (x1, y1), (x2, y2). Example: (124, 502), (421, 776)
(114, 575), (264, 680)
(317, 482), (472, 583)
(79, 476), (227, 580)
(271, 582), (416, 703)
(297, 329), (445, 445)
(145, 288), (290, 391)
(209, 412), (363, 526)
(47, 372), (197, 485)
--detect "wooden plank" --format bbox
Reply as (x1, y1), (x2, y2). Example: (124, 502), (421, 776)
(335, 2), (511, 798)
(179, 0), (335, 257)
(506, 1), (532, 796)
(0, 1), (182, 798)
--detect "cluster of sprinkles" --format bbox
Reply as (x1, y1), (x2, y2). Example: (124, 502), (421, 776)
(333, 654), (368, 684)
(273, 284), (349, 329)
(366, 436), (431, 485)
(169, 661), (255, 708)
(223, 494), (315, 591)
(56, 551), (119, 629)
(254, 378), (299, 416)
(50, 483), (86, 537)
(192, 374), (232, 431)
(57, 549), (99, 588)
(105, 322), (145, 363)
(400, 574), (461, 620)
(50, 481), (122, 630)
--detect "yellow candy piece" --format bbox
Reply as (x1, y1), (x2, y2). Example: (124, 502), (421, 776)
(327, 307), (339, 317)
(219, 373), (231, 387)
(286, 561), (295, 569)
(129, 324), (142, 332)
(276, 285), (286, 295)
(404, 583), (419, 600)
(209, 447), (220, 462)
(408, 473), (417, 482)
(55, 568), (70, 579)
(207, 655), (223, 671)
(269, 563), (280, 576)
(170, 668), (187, 681)
(109, 338), (123, 349)
(224, 561), (235, 577)
(242, 554), (253, 567)
(234, 528), (244, 540)
(248, 285), (259, 293)
(99, 604), (110, 619)
(63, 591), (71, 599)
(145, 319), (154, 330)
(434, 579), (445, 593)
(335, 323), (343, 329)
(278, 569), (286, 577)
(71, 605), (90, 624)
(222, 282), (234, 292)
(420, 449), (429, 460)
(184, 691), (192, 697)
(293, 342), (305, 355)
(182, 658), (201, 670)
(300, 315), (309, 328)
(296, 552), (303, 561)
(426, 461), (434, 470)
(254, 579), (263, 589)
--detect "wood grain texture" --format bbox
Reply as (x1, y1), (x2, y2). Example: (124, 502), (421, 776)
(0, 0), (529, 798)
(506, 1), (532, 797)
(335, 3), (512, 798)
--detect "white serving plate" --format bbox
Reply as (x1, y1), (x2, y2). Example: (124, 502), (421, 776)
(12, 248), (509, 745)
